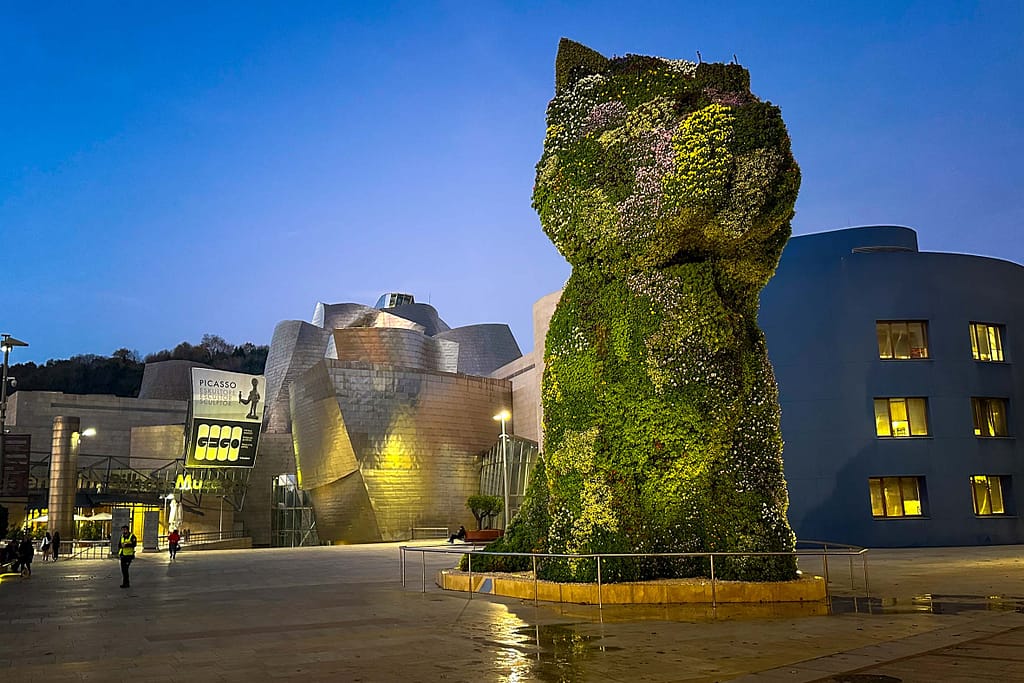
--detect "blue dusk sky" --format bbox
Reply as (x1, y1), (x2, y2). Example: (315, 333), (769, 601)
(2, 1), (1022, 364)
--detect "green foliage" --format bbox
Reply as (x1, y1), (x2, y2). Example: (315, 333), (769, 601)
(520, 41), (801, 583)
(460, 458), (552, 573)
(555, 38), (609, 92)
(78, 521), (105, 541)
(466, 495), (503, 530)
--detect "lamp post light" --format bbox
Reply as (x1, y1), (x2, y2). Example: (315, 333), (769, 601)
(493, 410), (511, 530)
(0, 334), (29, 480)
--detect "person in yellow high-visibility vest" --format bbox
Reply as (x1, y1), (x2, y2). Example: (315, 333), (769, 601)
(118, 525), (137, 588)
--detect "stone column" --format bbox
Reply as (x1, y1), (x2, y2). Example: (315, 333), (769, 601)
(48, 416), (80, 541)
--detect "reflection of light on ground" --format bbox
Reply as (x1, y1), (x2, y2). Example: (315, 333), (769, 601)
(489, 608), (535, 683)
(480, 604), (620, 682)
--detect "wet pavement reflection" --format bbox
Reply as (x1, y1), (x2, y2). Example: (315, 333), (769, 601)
(831, 593), (1024, 616)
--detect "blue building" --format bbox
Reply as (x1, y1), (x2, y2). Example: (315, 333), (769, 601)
(761, 226), (1024, 547)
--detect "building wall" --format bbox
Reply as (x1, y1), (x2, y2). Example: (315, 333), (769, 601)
(760, 226), (1024, 547)
(8, 391), (186, 467)
(492, 289), (562, 445)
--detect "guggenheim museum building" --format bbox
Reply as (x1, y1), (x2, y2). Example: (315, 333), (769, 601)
(8, 225), (1023, 549)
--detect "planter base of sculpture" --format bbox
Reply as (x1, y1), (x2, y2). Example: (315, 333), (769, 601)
(437, 569), (826, 606)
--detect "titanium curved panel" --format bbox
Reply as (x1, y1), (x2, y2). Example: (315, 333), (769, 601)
(307, 471), (380, 543)
(332, 328), (458, 373)
(263, 320), (331, 433)
(289, 361), (359, 490)
(434, 324), (523, 377)
(384, 303), (451, 336)
(289, 359), (512, 543)
(312, 302), (426, 333)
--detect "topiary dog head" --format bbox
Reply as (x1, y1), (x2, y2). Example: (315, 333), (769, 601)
(534, 38), (800, 281)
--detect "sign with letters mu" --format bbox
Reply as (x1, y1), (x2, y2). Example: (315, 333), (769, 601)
(185, 369), (266, 468)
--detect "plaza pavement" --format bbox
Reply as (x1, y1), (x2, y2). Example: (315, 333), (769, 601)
(0, 542), (1022, 682)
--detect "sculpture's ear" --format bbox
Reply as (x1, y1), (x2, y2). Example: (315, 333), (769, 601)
(555, 38), (608, 92)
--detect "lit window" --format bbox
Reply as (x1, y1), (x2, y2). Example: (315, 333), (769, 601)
(869, 476), (925, 517)
(874, 398), (929, 437)
(971, 397), (1009, 437)
(877, 321), (929, 359)
(970, 475), (1007, 516)
(970, 323), (1004, 361)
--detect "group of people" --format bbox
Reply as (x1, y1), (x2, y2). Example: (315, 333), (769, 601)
(39, 531), (61, 562)
(2, 523), (190, 587)
(0, 532), (57, 576)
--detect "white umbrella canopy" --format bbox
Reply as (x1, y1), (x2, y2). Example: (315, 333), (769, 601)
(73, 514), (91, 521)
(88, 513), (113, 521)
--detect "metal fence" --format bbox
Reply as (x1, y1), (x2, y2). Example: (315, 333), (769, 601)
(399, 545), (870, 609)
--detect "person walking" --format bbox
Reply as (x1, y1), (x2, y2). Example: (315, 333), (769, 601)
(117, 525), (137, 588)
(168, 528), (181, 561)
(41, 532), (52, 562)
(51, 531), (61, 562)
(18, 535), (34, 577)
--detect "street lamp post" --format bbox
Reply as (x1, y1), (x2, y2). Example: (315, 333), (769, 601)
(493, 410), (511, 530)
(0, 334), (29, 485)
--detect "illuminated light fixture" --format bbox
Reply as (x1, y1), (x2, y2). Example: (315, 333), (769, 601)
(1, 334), (29, 478)
(74, 427), (97, 446)
(493, 410), (511, 529)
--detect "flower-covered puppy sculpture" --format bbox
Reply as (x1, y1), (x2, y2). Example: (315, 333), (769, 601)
(524, 39), (801, 582)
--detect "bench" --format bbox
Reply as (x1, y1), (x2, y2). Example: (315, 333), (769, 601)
(464, 529), (504, 543)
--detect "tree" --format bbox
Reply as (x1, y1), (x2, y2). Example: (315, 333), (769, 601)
(466, 495), (504, 530)
(111, 348), (140, 363)
(200, 334), (232, 358)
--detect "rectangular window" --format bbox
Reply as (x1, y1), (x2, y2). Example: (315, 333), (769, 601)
(877, 321), (929, 359)
(970, 323), (1004, 361)
(972, 397), (1009, 437)
(874, 397), (929, 437)
(971, 475), (1007, 515)
(869, 476), (925, 517)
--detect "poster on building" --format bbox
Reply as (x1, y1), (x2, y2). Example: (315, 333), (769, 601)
(1, 433), (31, 496)
(185, 369), (265, 468)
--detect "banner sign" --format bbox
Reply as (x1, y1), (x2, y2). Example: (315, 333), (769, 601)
(1, 433), (31, 496)
(185, 369), (266, 468)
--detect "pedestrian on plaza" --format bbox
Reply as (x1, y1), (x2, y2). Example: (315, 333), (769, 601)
(168, 528), (181, 561)
(18, 534), (35, 577)
(117, 525), (137, 588)
(51, 531), (61, 562)
(184, 528), (191, 543)
(41, 532), (52, 562)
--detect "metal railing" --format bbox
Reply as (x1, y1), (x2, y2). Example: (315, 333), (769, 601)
(399, 545), (870, 609)
(156, 529), (246, 549)
(58, 540), (111, 560)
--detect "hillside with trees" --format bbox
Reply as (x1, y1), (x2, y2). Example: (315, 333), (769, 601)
(7, 335), (268, 398)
